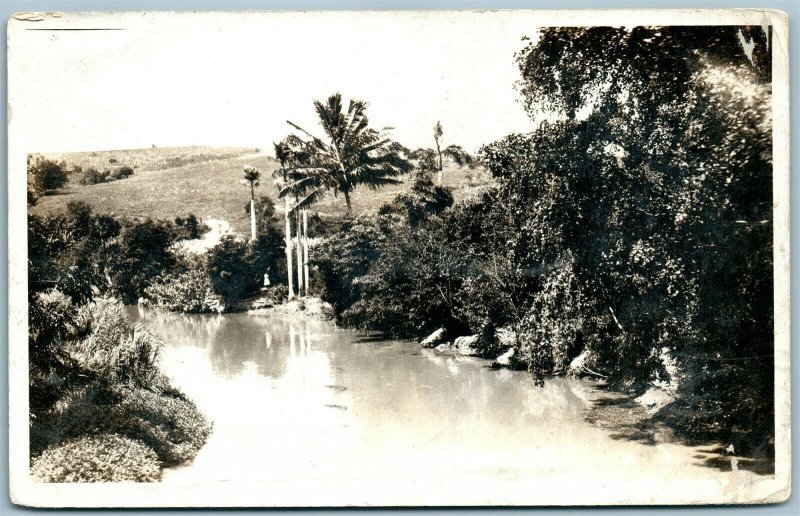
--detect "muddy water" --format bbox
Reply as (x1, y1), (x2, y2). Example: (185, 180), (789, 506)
(127, 307), (773, 506)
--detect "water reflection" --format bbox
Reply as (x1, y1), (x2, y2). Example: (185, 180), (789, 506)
(126, 307), (769, 504)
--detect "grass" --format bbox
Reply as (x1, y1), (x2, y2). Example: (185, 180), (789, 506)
(40, 145), (258, 174)
(30, 146), (495, 234)
(31, 434), (161, 483)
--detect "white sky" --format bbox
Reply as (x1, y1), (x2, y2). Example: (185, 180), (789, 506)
(9, 11), (541, 154)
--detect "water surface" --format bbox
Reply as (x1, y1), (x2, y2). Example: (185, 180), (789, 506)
(128, 307), (772, 505)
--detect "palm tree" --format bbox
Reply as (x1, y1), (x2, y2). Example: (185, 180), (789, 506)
(432, 121), (473, 185)
(277, 93), (412, 216)
(273, 142), (295, 299)
(274, 139), (312, 297)
(241, 167), (261, 241)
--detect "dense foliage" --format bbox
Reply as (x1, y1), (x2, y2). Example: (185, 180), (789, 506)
(27, 156), (68, 204)
(508, 26), (773, 447)
(143, 269), (223, 313)
(312, 26), (774, 452)
(28, 295), (211, 482)
(29, 199), (286, 310)
(31, 434), (162, 483)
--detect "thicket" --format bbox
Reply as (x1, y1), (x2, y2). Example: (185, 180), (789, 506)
(78, 165), (135, 185)
(27, 156), (68, 205)
(27, 191), (293, 479)
(29, 199), (286, 311)
(142, 269), (223, 313)
(28, 293), (211, 482)
(174, 213), (209, 240)
(313, 26), (774, 453)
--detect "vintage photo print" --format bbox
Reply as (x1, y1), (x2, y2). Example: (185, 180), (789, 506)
(7, 8), (790, 507)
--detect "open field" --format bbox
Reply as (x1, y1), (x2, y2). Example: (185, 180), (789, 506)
(39, 146), (259, 174)
(30, 147), (495, 234)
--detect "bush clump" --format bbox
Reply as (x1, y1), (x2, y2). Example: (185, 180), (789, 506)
(173, 214), (209, 241)
(64, 298), (162, 386)
(78, 167), (109, 185)
(27, 155), (67, 199)
(28, 294), (212, 481)
(31, 434), (161, 483)
(78, 165), (134, 185)
(143, 269), (223, 313)
(36, 383), (211, 467)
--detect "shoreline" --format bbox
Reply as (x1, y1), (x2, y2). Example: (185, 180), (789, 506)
(139, 300), (777, 477)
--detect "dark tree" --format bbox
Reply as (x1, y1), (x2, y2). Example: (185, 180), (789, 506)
(28, 155), (68, 196)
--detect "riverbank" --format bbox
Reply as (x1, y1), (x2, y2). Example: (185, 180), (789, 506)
(413, 325), (775, 475)
(127, 306), (774, 505)
(29, 297), (212, 482)
(244, 295), (335, 320)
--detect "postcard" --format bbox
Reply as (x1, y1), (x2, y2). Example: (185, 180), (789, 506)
(7, 8), (790, 507)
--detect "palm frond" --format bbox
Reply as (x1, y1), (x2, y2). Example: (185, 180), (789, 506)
(314, 93), (345, 144)
(293, 187), (329, 211)
(443, 145), (475, 166)
(286, 121), (328, 151)
(277, 92), (413, 211)
(273, 141), (290, 167)
(351, 171), (403, 190)
(243, 167), (261, 182)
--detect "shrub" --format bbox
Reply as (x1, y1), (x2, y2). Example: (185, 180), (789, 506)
(339, 219), (472, 338)
(28, 289), (84, 413)
(29, 289), (76, 364)
(28, 155), (68, 193)
(205, 233), (284, 305)
(114, 385), (211, 465)
(28, 206), (122, 304)
(206, 236), (253, 303)
(31, 434), (161, 483)
(36, 383), (211, 467)
(173, 213), (209, 240)
(79, 167), (107, 185)
(28, 294), (213, 474)
(313, 218), (385, 319)
(143, 269), (223, 313)
(377, 173), (454, 228)
(65, 298), (161, 387)
(109, 218), (177, 303)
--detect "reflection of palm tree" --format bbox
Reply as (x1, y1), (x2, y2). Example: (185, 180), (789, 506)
(210, 317), (293, 379)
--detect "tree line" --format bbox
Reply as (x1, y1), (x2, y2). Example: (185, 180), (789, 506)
(28, 25), (774, 457)
(306, 26), (774, 455)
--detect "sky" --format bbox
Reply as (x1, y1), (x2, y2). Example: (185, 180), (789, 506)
(9, 11), (542, 154)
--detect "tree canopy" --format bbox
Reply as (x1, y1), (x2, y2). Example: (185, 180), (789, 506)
(275, 93), (412, 215)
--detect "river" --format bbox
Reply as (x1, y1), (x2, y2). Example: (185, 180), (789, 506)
(127, 306), (775, 506)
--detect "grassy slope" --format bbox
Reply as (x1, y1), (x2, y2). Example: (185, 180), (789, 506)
(39, 146), (259, 174)
(31, 147), (495, 234)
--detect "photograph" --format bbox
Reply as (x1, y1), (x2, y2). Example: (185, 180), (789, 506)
(7, 8), (790, 507)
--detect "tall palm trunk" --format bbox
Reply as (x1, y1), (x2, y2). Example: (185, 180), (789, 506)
(249, 183), (257, 241)
(343, 190), (352, 216)
(295, 207), (304, 296)
(284, 197), (294, 300)
(436, 143), (443, 185)
(303, 209), (309, 293)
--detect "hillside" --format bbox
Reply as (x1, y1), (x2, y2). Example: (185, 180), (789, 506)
(30, 146), (495, 234)
(39, 146), (259, 174)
